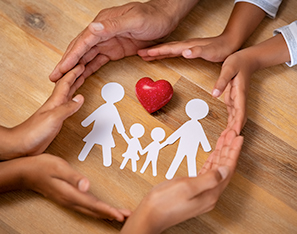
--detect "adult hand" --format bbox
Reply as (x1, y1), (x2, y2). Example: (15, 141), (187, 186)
(0, 154), (131, 221)
(49, 0), (199, 81)
(1, 65), (85, 160)
(121, 130), (243, 234)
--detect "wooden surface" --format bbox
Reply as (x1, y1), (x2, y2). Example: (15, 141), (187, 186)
(0, 0), (297, 233)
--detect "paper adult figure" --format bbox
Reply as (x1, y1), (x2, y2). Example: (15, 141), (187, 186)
(120, 123), (145, 172)
(163, 99), (211, 179)
(140, 127), (166, 176)
(78, 82), (126, 167)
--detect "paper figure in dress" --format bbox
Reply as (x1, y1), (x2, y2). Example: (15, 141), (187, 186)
(140, 127), (166, 176)
(120, 123), (145, 172)
(163, 99), (211, 180)
(78, 82), (126, 167)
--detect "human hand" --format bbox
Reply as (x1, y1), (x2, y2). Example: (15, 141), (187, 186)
(138, 34), (238, 62)
(1, 65), (85, 160)
(211, 50), (258, 135)
(121, 130), (243, 234)
(18, 154), (131, 221)
(49, 0), (199, 81)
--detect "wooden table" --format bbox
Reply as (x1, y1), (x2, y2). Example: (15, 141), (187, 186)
(1, 0), (297, 233)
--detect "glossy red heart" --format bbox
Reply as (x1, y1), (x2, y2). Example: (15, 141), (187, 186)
(135, 77), (173, 113)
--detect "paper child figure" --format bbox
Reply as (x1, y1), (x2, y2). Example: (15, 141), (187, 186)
(120, 123), (145, 172)
(140, 127), (166, 176)
(78, 82), (126, 167)
(163, 99), (211, 180)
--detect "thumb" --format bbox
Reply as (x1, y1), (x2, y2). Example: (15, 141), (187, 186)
(89, 15), (135, 41)
(212, 61), (238, 98)
(53, 94), (84, 122)
(182, 44), (223, 62)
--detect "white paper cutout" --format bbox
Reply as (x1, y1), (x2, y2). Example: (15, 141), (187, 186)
(163, 99), (211, 180)
(140, 127), (166, 176)
(77, 82), (212, 179)
(120, 123), (145, 172)
(78, 82), (126, 167)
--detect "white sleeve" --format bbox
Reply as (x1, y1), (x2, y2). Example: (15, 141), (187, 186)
(234, 0), (282, 18)
(274, 21), (297, 67)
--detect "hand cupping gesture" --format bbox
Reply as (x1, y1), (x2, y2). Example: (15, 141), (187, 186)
(121, 130), (244, 234)
(49, 0), (199, 82)
(138, 35), (238, 62)
(1, 65), (85, 160)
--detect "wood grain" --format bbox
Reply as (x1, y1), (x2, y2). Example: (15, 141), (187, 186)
(0, 0), (296, 233)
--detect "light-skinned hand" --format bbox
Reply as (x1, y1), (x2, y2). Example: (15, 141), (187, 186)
(49, 0), (199, 81)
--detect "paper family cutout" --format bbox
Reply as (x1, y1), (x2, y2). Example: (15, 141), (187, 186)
(78, 82), (211, 179)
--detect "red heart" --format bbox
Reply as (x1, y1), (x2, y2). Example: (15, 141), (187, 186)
(135, 77), (173, 113)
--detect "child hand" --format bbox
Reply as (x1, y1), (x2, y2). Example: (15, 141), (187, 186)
(121, 131), (243, 234)
(212, 50), (258, 135)
(20, 154), (131, 221)
(138, 35), (238, 62)
(1, 65), (85, 160)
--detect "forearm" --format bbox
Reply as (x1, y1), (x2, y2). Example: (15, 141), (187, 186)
(121, 203), (160, 234)
(221, 2), (266, 51)
(0, 126), (22, 160)
(0, 157), (26, 193)
(244, 33), (290, 70)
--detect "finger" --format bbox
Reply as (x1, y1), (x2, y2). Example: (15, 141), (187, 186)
(78, 45), (101, 65)
(212, 62), (238, 98)
(49, 28), (102, 82)
(53, 64), (85, 96)
(147, 42), (188, 57)
(118, 209), (132, 218)
(224, 83), (247, 135)
(199, 134), (225, 174)
(67, 75), (85, 99)
(208, 134), (227, 170)
(198, 152), (214, 175)
(185, 169), (228, 217)
(219, 131), (244, 171)
(71, 196), (126, 221)
(51, 178), (125, 221)
(49, 94), (84, 123)
(182, 44), (214, 61)
(140, 54), (174, 61)
(48, 155), (90, 191)
(187, 168), (229, 200)
(80, 54), (110, 79)
(48, 158), (126, 221)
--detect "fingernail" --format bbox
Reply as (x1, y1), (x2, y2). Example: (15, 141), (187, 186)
(72, 95), (82, 103)
(212, 89), (221, 98)
(91, 22), (104, 31)
(183, 49), (192, 57)
(78, 178), (89, 192)
(218, 166), (229, 180)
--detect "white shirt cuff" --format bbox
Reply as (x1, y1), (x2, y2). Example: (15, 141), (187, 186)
(234, 0), (282, 18)
(274, 21), (297, 67)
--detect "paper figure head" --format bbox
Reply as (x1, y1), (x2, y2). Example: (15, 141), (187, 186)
(151, 127), (165, 141)
(185, 99), (209, 120)
(130, 123), (145, 138)
(101, 82), (125, 103)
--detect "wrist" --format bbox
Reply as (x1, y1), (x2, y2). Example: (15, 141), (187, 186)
(0, 157), (28, 193)
(148, 0), (199, 29)
(0, 126), (24, 160)
(121, 200), (162, 234)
